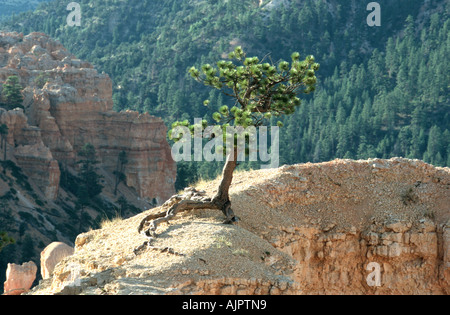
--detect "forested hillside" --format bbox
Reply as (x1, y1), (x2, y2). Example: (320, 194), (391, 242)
(2, 0), (449, 187)
(0, 0), (50, 20)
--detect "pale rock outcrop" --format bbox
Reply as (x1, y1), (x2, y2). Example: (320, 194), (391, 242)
(40, 242), (74, 280)
(3, 261), (37, 295)
(0, 31), (176, 295)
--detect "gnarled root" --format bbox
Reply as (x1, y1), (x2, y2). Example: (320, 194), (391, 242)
(134, 187), (238, 254)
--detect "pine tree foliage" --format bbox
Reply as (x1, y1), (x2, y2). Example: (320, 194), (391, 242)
(1, 75), (23, 109)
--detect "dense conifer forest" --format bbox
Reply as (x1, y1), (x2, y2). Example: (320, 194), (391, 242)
(1, 0), (449, 187)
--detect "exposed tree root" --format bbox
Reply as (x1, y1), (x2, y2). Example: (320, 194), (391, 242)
(134, 187), (238, 254)
(135, 151), (239, 254)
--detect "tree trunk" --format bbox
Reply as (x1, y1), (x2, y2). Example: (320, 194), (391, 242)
(3, 137), (6, 161)
(113, 156), (121, 196)
(211, 148), (238, 223)
(78, 205), (84, 234)
(114, 175), (119, 196)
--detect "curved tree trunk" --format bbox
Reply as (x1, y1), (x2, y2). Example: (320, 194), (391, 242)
(136, 149), (238, 248)
(211, 148), (238, 223)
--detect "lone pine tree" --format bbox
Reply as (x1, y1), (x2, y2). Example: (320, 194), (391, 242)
(137, 47), (319, 240)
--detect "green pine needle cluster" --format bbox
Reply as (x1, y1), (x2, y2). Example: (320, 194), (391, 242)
(181, 46), (319, 136)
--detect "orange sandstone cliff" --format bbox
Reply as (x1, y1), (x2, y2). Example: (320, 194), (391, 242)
(0, 31), (176, 204)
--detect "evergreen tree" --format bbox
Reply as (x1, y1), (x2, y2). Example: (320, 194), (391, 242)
(1, 76), (23, 109)
(20, 234), (34, 262)
(139, 47), (319, 236)
(74, 143), (104, 232)
(0, 0), (447, 184)
(77, 143), (103, 200)
(113, 151), (128, 196)
(425, 126), (444, 165)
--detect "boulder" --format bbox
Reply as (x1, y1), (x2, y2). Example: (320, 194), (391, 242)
(3, 261), (37, 295)
(40, 242), (74, 279)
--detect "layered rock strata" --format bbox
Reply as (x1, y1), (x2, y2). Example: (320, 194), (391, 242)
(0, 31), (176, 203)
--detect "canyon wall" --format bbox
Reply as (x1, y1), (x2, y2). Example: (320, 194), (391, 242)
(0, 31), (176, 203)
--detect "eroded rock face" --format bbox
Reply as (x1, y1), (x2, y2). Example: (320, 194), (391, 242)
(441, 222), (450, 290)
(230, 158), (450, 295)
(0, 31), (176, 202)
(264, 220), (448, 294)
(0, 108), (60, 199)
(3, 261), (37, 295)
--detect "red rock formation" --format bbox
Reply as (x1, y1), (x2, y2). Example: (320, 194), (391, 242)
(0, 108), (60, 200)
(0, 31), (176, 203)
(3, 261), (37, 295)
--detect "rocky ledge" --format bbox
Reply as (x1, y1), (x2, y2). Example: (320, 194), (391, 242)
(27, 158), (449, 295)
